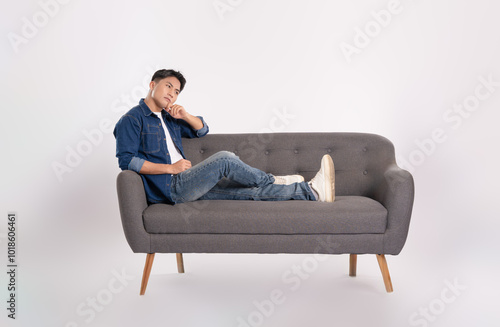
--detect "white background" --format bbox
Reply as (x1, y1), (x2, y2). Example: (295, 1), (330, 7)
(1, 0), (499, 326)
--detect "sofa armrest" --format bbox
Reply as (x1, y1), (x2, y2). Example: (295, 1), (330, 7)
(116, 170), (151, 253)
(373, 164), (415, 255)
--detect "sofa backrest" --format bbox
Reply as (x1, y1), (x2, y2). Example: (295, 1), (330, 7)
(182, 132), (396, 197)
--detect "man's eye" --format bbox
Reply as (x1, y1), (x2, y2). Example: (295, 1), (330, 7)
(167, 84), (171, 88)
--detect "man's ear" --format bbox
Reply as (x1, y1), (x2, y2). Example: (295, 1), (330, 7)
(149, 80), (156, 90)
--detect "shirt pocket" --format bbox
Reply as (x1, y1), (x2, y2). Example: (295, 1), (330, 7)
(169, 125), (181, 143)
(141, 131), (160, 153)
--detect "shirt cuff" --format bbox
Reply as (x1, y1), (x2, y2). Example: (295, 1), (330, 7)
(128, 156), (145, 173)
(195, 117), (209, 137)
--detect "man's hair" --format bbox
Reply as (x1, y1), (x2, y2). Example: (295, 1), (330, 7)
(151, 69), (186, 92)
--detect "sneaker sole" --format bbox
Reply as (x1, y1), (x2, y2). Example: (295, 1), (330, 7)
(321, 155), (335, 202)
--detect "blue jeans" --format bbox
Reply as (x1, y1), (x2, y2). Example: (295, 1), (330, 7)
(170, 151), (315, 203)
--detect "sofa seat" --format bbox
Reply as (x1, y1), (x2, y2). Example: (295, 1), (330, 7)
(143, 195), (387, 235)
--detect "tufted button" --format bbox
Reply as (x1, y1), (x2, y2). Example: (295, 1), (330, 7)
(234, 150), (238, 154)
(294, 149), (299, 154)
(363, 170), (368, 175)
(363, 147), (367, 152)
(265, 150), (269, 155)
(199, 149), (204, 154)
(327, 148), (332, 153)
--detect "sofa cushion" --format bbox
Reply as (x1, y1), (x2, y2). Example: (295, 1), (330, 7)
(143, 196), (387, 235)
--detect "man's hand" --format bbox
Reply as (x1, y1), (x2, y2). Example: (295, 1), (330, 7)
(167, 104), (204, 130)
(168, 159), (192, 174)
(167, 104), (188, 120)
(139, 159), (192, 175)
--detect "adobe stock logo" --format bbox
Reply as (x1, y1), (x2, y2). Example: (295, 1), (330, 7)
(213, 0), (244, 21)
(7, 0), (73, 53)
(408, 278), (466, 327)
(64, 268), (135, 327)
(397, 74), (499, 174)
(339, 0), (404, 63)
(51, 65), (159, 183)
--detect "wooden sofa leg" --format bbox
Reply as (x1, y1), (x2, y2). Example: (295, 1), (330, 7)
(140, 253), (155, 295)
(349, 254), (357, 277)
(176, 253), (185, 273)
(376, 254), (393, 293)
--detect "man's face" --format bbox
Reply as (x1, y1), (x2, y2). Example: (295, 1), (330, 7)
(149, 76), (181, 110)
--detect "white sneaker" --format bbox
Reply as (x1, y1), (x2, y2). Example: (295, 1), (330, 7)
(273, 175), (305, 185)
(309, 155), (335, 202)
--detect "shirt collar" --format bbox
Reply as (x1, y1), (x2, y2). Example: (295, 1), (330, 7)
(139, 98), (166, 117)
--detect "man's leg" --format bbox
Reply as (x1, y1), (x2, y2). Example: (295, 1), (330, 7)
(195, 153), (335, 202)
(197, 181), (316, 201)
(171, 151), (275, 203)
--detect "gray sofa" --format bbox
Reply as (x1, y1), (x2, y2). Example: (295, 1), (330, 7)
(116, 132), (415, 295)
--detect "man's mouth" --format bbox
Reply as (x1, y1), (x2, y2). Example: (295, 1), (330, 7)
(164, 97), (171, 103)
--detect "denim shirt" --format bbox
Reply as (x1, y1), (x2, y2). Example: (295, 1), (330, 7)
(113, 99), (209, 204)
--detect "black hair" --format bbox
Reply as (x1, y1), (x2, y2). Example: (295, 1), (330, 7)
(151, 69), (186, 92)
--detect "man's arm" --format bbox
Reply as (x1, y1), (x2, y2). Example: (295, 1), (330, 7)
(181, 112), (204, 130)
(139, 159), (191, 175)
(168, 104), (204, 130)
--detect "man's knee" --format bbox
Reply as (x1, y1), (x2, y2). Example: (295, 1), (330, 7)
(214, 150), (236, 160)
(202, 151), (236, 165)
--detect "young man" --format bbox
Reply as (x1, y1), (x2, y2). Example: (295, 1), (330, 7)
(113, 69), (335, 205)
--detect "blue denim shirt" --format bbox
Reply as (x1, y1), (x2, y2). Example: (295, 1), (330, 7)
(113, 99), (209, 204)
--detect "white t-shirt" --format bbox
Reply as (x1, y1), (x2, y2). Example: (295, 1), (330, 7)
(153, 112), (184, 164)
